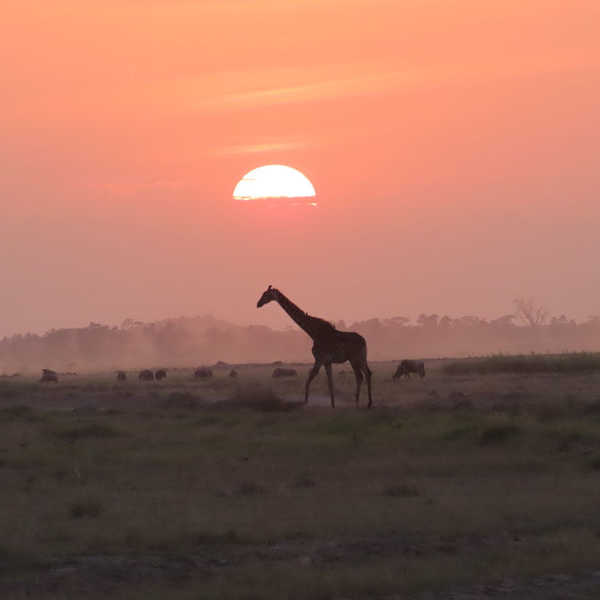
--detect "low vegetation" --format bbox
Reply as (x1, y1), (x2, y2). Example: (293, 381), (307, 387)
(443, 352), (600, 375)
(0, 362), (599, 598)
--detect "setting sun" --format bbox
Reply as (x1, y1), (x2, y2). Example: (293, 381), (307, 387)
(233, 165), (316, 204)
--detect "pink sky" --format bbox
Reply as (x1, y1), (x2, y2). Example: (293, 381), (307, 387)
(2, 1), (599, 337)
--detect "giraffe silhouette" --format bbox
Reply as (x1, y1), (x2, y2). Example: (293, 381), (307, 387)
(257, 286), (372, 408)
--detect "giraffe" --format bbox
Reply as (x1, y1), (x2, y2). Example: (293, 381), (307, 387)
(257, 286), (373, 408)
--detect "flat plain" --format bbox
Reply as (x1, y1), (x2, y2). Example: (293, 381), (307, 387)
(1, 360), (600, 599)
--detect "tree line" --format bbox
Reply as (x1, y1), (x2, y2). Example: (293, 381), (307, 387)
(1, 299), (599, 372)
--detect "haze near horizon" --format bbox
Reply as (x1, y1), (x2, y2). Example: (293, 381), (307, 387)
(2, 1), (599, 339)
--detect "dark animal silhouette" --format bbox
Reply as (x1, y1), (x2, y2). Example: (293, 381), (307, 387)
(272, 367), (298, 378)
(155, 369), (167, 381)
(393, 360), (426, 380)
(257, 285), (372, 408)
(138, 369), (154, 381)
(229, 369), (238, 378)
(40, 369), (58, 383)
(194, 367), (213, 379)
(116, 371), (127, 381)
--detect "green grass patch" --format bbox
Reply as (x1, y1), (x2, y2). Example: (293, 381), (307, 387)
(382, 483), (420, 497)
(162, 391), (201, 410)
(479, 423), (520, 445)
(52, 422), (122, 442)
(444, 352), (600, 375)
(69, 498), (103, 519)
(219, 384), (297, 412)
(0, 405), (34, 419)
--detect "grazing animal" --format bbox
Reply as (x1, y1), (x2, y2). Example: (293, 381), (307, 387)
(138, 369), (154, 381)
(155, 369), (167, 381)
(116, 371), (127, 381)
(194, 367), (213, 379)
(40, 369), (58, 383)
(393, 360), (426, 380)
(257, 285), (372, 408)
(272, 367), (298, 378)
(229, 369), (238, 378)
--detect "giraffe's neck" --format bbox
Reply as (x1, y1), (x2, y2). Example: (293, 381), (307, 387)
(275, 291), (329, 339)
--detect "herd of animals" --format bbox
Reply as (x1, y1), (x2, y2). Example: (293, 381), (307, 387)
(35, 286), (428, 408)
(38, 360), (425, 385)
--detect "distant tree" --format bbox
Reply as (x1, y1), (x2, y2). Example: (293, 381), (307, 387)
(417, 314), (439, 329)
(438, 315), (453, 330)
(454, 316), (485, 328)
(490, 314), (516, 328)
(513, 297), (548, 328)
(387, 316), (410, 327)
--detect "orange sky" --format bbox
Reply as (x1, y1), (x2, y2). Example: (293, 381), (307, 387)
(2, 1), (599, 337)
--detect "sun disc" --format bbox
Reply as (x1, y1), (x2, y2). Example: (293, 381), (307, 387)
(233, 165), (316, 204)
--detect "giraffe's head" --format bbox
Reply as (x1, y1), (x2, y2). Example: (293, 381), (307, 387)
(257, 285), (277, 308)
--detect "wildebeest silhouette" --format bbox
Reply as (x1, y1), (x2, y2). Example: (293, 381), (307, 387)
(272, 367), (298, 378)
(229, 369), (238, 378)
(194, 367), (213, 379)
(40, 369), (58, 383)
(155, 369), (167, 381)
(393, 360), (425, 380)
(138, 369), (154, 381)
(116, 371), (127, 381)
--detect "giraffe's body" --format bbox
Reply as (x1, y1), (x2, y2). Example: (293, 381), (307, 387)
(257, 286), (372, 408)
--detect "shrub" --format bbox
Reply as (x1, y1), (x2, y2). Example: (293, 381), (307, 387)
(235, 481), (265, 496)
(442, 425), (476, 441)
(54, 423), (121, 442)
(163, 392), (200, 410)
(193, 530), (240, 545)
(479, 424), (520, 445)
(382, 483), (419, 498)
(292, 473), (316, 489)
(221, 385), (297, 412)
(0, 405), (33, 418)
(69, 499), (102, 518)
(588, 457), (600, 471)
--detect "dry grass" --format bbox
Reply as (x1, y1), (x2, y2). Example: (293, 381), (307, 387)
(443, 352), (600, 375)
(0, 361), (599, 598)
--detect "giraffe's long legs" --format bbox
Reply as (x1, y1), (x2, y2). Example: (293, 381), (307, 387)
(350, 360), (364, 407)
(364, 363), (373, 408)
(324, 363), (335, 408)
(304, 361), (321, 405)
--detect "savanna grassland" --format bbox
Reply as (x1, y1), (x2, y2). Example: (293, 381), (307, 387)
(1, 361), (600, 599)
